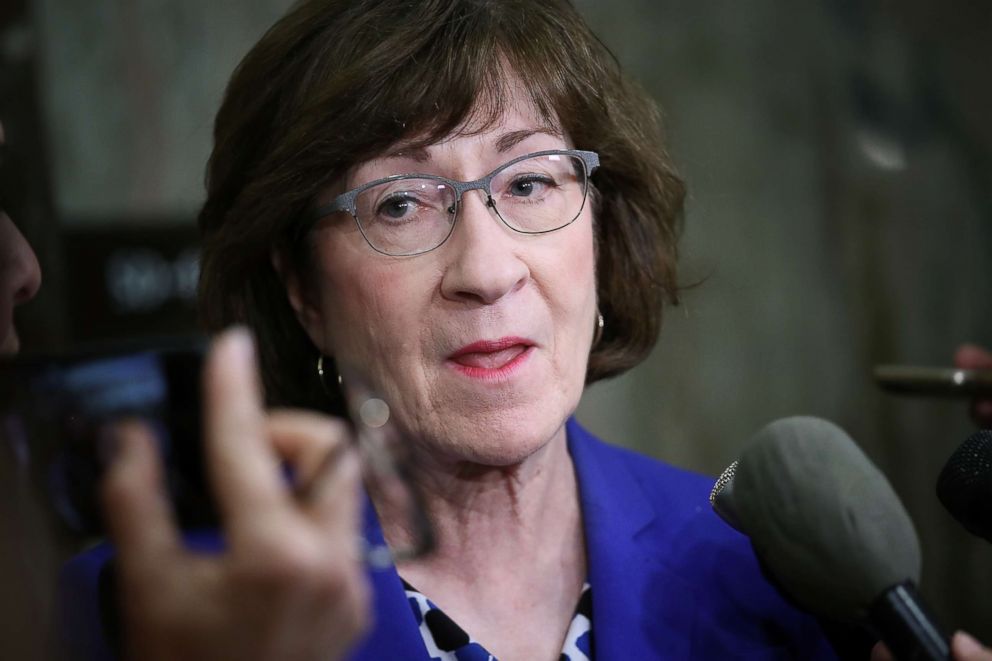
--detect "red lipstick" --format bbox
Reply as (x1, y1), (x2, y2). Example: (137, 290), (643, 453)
(447, 337), (534, 380)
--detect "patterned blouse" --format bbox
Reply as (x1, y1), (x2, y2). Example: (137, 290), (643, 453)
(402, 581), (594, 661)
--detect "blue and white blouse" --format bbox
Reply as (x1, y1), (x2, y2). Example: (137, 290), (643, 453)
(403, 580), (593, 661)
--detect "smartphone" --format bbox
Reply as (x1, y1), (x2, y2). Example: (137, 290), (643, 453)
(873, 364), (992, 398)
(0, 337), (216, 540)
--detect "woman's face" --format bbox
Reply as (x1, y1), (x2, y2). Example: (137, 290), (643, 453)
(291, 89), (597, 468)
(0, 121), (43, 355)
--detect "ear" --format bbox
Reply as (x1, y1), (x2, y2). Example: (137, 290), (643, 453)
(271, 249), (328, 353)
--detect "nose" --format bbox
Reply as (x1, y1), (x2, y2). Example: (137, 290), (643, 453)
(439, 190), (529, 305)
(0, 213), (43, 307)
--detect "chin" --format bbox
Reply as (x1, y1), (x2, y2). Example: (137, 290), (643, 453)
(411, 404), (570, 469)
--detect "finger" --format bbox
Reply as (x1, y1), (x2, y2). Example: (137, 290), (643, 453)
(869, 641), (893, 661)
(266, 410), (352, 489)
(307, 445), (363, 543)
(971, 400), (992, 427)
(952, 630), (992, 660)
(101, 420), (182, 571)
(951, 631), (992, 661)
(954, 344), (992, 370)
(203, 328), (286, 529)
(273, 417), (362, 532)
(952, 345), (992, 427)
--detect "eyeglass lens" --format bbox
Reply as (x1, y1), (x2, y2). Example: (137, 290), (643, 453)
(352, 153), (589, 256)
(340, 378), (434, 568)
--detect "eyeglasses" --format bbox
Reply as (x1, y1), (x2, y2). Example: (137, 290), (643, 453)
(345, 387), (435, 569)
(309, 149), (600, 256)
(329, 370), (435, 568)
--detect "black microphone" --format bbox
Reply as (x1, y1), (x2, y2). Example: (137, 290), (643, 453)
(711, 416), (950, 661)
(936, 429), (992, 542)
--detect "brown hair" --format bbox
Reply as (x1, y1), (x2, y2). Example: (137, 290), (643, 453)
(198, 0), (684, 414)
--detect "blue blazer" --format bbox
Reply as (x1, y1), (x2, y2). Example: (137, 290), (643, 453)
(346, 418), (837, 660)
(60, 418), (837, 660)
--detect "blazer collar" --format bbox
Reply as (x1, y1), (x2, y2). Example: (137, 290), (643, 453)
(567, 417), (700, 659)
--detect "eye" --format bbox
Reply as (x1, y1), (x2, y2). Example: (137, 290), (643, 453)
(508, 174), (555, 198)
(376, 193), (420, 220)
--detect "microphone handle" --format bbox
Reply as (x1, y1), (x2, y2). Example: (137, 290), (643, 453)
(868, 580), (950, 661)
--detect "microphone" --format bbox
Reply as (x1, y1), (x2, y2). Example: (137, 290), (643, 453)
(710, 416), (950, 661)
(936, 429), (992, 542)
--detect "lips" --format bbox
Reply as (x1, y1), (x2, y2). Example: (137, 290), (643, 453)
(447, 337), (535, 378)
(455, 344), (529, 367)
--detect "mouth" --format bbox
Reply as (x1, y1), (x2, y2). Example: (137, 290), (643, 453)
(447, 337), (535, 380)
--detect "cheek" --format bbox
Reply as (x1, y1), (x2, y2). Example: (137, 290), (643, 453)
(316, 246), (434, 367)
(540, 219), (597, 372)
(554, 221), (597, 323)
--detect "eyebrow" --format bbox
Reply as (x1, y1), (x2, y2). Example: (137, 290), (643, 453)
(381, 127), (563, 164)
(495, 128), (562, 152)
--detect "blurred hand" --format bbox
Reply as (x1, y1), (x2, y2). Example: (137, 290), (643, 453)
(871, 631), (992, 661)
(954, 344), (992, 427)
(101, 328), (369, 661)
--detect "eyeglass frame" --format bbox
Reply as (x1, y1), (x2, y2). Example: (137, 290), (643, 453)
(306, 148), (601, 256)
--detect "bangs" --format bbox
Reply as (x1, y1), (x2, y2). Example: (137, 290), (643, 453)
(282, 0), (590, 186)
(374, 65), (565, 158)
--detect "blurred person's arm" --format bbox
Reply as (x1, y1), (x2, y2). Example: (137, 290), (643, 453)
(101, 329), (369, 661)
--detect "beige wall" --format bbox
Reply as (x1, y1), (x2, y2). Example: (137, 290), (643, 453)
(34, 0), (292, 219)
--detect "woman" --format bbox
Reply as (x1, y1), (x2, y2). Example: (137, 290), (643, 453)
(85, 0), (988, 660)
(190, 0), (828, 658)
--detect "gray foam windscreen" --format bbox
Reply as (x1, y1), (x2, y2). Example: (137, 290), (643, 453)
(726, 416), (921, 620)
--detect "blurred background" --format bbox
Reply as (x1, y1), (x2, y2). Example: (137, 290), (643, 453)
(2, 0), (990, 641)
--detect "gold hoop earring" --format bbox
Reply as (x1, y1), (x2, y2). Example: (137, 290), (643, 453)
(593, 310), (605, 346)
(316, 355), (342, 396)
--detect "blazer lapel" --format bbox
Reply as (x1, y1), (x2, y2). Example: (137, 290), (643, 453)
(567, 418), (700, 660)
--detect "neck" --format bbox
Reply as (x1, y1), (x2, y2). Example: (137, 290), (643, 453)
(375, 423), (585, 584)
(375, 423), (588, 661)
